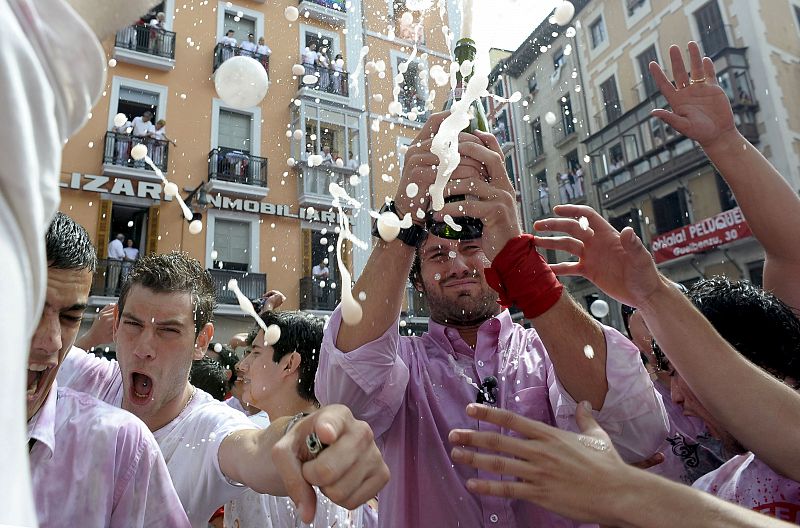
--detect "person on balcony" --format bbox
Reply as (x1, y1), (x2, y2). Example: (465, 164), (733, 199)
(575, 164), (585, 197)
(131, 111), (155, 168)
(105, 233), (126, 296)
(538, 180), (550, 214)
(112, 116), (132, 165)
(218, 29), (237, 62)
(346, 151), (359, 171)
(121, 239), (140, 283)
(302, 42), (319, 77)
(312, 258), (330, 305)
(239, 33), (257, 58)
(320, 145), (333, 164)
(256, 37), (271, 70)
(148, 12), (166, 55)
(149, 119), (175, 169)
(332, 53), (345, 95)
(317, 49), (331, 92)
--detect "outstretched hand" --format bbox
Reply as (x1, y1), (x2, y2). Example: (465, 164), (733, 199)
(533, 205), (664, 309)
(648, 41), (737, 148)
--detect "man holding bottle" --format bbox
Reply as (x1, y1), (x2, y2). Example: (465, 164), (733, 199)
(315, 106), (669, 526)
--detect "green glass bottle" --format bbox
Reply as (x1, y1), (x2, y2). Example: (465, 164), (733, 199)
(428, 37), (487, 240)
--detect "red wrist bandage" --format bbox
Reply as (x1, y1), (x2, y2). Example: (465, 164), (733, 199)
(484, 234), (563, 319)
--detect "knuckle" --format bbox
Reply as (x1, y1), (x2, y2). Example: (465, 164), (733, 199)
(490, 456), (506, 474)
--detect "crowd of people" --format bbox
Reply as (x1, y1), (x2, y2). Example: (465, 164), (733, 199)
(301, 42), (348, 96)
(217, 29), (272, 70)
(111, 110), (175, 169)
(5, 0), (800, 524)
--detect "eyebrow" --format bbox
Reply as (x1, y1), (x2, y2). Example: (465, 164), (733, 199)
(121, 312), (185, 327)
(63, 303), (88, 312)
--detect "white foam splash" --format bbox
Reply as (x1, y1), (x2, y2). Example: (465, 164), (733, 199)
(443, 214), (462, 231)
(583, 344), (595, 359)
(329, 183), (365, 325)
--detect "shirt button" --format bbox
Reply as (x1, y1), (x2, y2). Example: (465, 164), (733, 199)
(489, 514), (499, 523)
(477, 360), (484, 367)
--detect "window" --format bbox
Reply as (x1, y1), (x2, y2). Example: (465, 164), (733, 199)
(531, 117), (544, 158)
(553, 48), (566, 70)
(795, 5), (800, 30)
(716, 172), (737, 211)
(304, 31), (338, 60)
(560, 95), (575, 135)
(505, 155), (516, 190)
(600, 76), (621, 124)
(493, 111), (510, 144)
(636, 45), (659, 97)
(392, 1), (425, 44)
(493, 76), (505, 98)
(528, 75), (538, 93)
(626, 0), (645, 17)
(747, 260), (764, 287)
(218, 110), (253, 153)
(564, 149), (579, 172)
(609, 210), (643, 241)
(653, 191), (690, 235)
(117, 86), (161, 123)
(608, 143), (624, 172)
(694, 1), (728, 57)
(395, 56), (427, 115)
(590, 17), (606, 48)
(213, 219), (251, 272)
(292, 104), (361, 167)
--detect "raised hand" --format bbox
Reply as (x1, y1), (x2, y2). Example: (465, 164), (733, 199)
(648, 41), (736, 148)
(533, 205), (664, 309)
(76, 303), (116, 350)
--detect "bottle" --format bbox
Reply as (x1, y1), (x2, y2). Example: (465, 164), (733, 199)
(427, 37), (488, 240)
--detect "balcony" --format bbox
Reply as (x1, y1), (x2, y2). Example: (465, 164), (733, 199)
(102, 131), (169, 182)
(207, 148), (269, 200)
(213, 43), (270, 74)
(297, 64), (349, 98)
(114, 25), (176, 70)
(299, 276), (340, 312)
(298, 0), (348, 27)
(558, 177), (586, 205)
(89, 259), (129, 299)
(209, 269), (267, 314)
(552, 125), (577, 148)
(593, 100), (623, 130)
(298, 163), (357, 209)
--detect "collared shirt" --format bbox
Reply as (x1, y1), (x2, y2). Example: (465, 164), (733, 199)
(57, 348), (258, 528)
(317, 308), (667, 528)
(29, 383), (190, 527)
(646, 381), (726, 484)
(302, 48), (318, 65)
(240, 40), (257, 55)
(257, 44), (271, 56)
(107, 238), (124, 260)
(693, 453), (800, 522)
(131, 116), (155, 137)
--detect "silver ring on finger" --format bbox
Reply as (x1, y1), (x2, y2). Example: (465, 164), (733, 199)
(306, 432), (328, 457)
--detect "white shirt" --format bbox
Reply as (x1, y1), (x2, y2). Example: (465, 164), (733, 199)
(240, 40), (257, 54)
(57, 348), (259, 528)
(29, 383), (191, 527)
(302, 47), (318, 65)
(123, 246), (139, 260)
(312, 264), (329, 277)
(152, 127), (168, 140)
(108, 238), (125, 260)
(219, 35), (237, 47)
(256, 44), (272, 56)
(131, 116), (155, 137)
(347, 158), (359, 170)
(1, 1), (104, 522)
(112, 120), (131, 134)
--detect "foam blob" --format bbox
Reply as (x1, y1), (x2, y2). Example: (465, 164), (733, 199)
(287, 157), (296, 167)
(565, 26), (577, 38)
(583, 344), (595, 359)
(553, 1), (575, 26)
(302, 74), (318, 85)
(372, 93), (384, 103)
(108, 58), (117, 67)
(113, 113), (128, 128)
(544, 111), (558, 126)
(131, 143), (148, 160)
(163, 181), (179, 198)
(214, 56), (270, 109)
(292, 64), (306, 76)
(377, 211), (402, 242)
(264, 324), (281, 346)
(284, 5), (299, 21)
(213, 343), (223, 353)
(188, 220), (203, 235)
(358, 164), (370, 177)
(335, 158), (344, 168)
(578, 216), (590, 230)
(388, 101), (403, 115)
(590, 299), (610, 318)
(293, 129), (304, 140)
(211, 250), (219, 260)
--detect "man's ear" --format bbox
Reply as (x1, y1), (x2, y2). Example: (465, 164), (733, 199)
(193, 322), (214, 360)
(283, 351), (301, 377)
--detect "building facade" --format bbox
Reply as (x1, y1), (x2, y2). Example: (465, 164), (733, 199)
(59, 0), (460, 341)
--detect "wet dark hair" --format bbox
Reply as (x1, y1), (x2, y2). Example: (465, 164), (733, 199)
(190, 356), (227, 401)
(250, 311), (323, 403)
(688, 277), (800, 381)
(211, 343), (238, 387)
(46, 212), (97, 272)
(118, 251), (216, 336)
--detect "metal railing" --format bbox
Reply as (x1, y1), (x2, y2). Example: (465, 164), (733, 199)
(299, 276), (340, 311)
(90, 259), (134, 297)
(208, 148), (268, 188)
(115, 25), (176, 59)
(213, 43), (270, 73)
(593, 99), (624, 130)
(299, 164), (356, 200)
(299, 0), (348, 12)
(103, 131), (169, 172)
(209, 269), (266, 305)
(297, 64), (349, 96)
(552, 125), (576, 146)
(558, 178), (586, 204)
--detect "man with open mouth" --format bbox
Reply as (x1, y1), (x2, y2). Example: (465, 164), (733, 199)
(28, 212), (189, 527)
(58, 251), (389, 527)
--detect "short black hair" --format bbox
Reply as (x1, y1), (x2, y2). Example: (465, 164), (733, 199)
(251, 311), (323, 403)
(688, 277), (800, 381)
(46, 212), (97, 272)
(212, 343), (238, 387)
(118, 251), (216, 336)
(190, 356), (227, 401)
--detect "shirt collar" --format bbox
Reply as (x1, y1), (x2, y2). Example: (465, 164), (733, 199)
(27, 380), (58, 458)
(427, 309), (513, 354)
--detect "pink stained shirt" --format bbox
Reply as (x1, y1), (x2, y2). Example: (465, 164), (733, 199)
(693, 453), (800, 524)
(28, 383), (190, 527)
(316, 308), (668, 528)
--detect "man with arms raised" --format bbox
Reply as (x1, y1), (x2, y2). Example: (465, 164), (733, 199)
(316, 115), (667, 527)
(29, 213), (189, 527)
(59, 251), (388, 527)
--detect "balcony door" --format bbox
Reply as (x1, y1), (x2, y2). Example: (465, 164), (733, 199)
(223, 11), (256, 44)
(694, 1), (727, 57)
(213, 219), (251, 272)
(600, 76), (621, 124)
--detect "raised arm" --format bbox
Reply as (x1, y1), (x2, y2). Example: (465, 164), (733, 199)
(218, 404), (389, 524)
(450, 404), (794, 528)
(540, 204), (800, 481)
(649, 41), (800, 311)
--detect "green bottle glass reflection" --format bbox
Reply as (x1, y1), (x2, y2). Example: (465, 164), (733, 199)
(429, 37), (487, 240)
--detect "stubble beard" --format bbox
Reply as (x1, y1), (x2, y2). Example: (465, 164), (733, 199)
(425, 286), (501, 327)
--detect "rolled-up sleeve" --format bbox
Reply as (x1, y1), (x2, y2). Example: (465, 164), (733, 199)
(315, 308), (410, 439)
(548, 325), (668, 462)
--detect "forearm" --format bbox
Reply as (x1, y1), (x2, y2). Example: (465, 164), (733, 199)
(612, 466), (794, 528)
(75, 331), (104, 350)
(639, 279), (800, 480)
(533, 295), (607, 409)
(218, 417), (292, 495)
(335, 238), (414, 352)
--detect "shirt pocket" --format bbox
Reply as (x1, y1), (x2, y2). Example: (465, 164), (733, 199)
(505, 385), (553, 434)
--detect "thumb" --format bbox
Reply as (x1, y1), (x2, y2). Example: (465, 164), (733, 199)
(620, 227), (652, 266)
(651, 109), (691, 134)
(576, 401), (608, 442)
